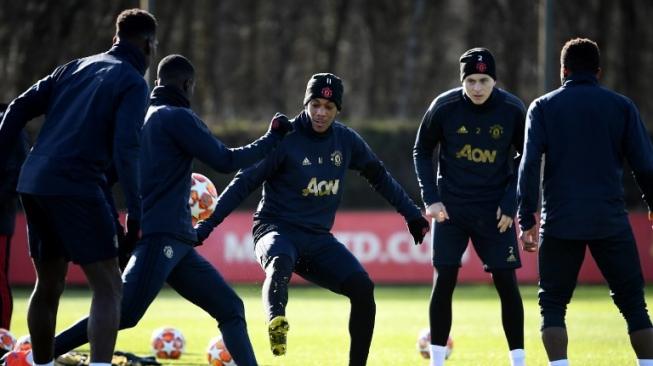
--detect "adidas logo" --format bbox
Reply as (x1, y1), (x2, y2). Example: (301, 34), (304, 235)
(302, 157), (312, 166)
(457, 126), (468, 134)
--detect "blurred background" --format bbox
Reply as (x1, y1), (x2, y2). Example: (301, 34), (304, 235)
(2, 0), (653, 210)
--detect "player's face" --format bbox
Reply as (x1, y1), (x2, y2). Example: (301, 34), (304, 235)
(306, 98), (338, 133)
(463, 74), (496, 105)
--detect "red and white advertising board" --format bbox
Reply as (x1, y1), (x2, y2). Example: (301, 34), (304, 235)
(8, 212), (653, 285)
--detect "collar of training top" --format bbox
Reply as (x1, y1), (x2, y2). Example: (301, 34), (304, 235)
(107, 41), (148, 76)
(149, 85), (191, 108)
(563, 71), (599, 86)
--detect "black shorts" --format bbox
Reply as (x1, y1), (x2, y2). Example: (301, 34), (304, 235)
(254, 222), (367, 294)
(538, 227), (644, 310)
(432, 202), (520, 271)
(21, 194), (118, 265)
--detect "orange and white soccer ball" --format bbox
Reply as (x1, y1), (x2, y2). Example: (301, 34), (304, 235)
(151, 327), (185, 360)
(206, 336), (236, 366)
(0, 328), (16, 353)
(416, 328), (453, 360)
(13, 335), (31, 352)
(189, 173), (219, 225)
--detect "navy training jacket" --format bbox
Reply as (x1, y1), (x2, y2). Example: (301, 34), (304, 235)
(139, 85), (283, 242)
(517, 72), (653, 239)
(0, 41), (148, 220)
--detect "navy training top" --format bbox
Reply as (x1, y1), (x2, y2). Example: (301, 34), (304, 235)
(0, 42), (148, 220)
(517, 72), (653, 239)
(413, 87), (526, 216)
(139, 85), (284, 242)
(202, 111), (423, 236)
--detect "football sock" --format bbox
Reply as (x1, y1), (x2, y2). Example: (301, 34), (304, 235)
(34, 361), (54, 366)
(430, 267), (458, 345)
(509, 348), (525, 366)
(638, 360), (653, 366)
(549, 360), (568, 366)
(493, 269), (524, 350)
(341, 272), (375, 366)
(429, 344), (447, 366)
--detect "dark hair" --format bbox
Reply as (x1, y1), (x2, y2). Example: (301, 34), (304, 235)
(157, 54), (195, 84)
(560, 38), (600, 73)
(0, 103), (7, 113)
(115, 8), (157, 39)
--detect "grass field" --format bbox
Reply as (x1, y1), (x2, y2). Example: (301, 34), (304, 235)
(8, 284), (652, 365)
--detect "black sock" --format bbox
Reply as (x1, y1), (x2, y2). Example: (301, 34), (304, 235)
(341, 272), (376, 366)
(430, 266), (459, 345)
(492, 269), (524, 350)
(262, 255), (294, 321)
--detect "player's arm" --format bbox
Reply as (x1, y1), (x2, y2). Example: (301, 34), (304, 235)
(350, 131), (429, 244)
(413, 101), (449, 222)
(0, 69), (60, 167)
(622, 100), (653, 223)
(113, 80), (149, 224)
(517, 100), (546, 251)
(194, 148), (283, 243)
(177, 113), (291, 174)
(0, 131), (28, 203)
(497, 101), (527, 232)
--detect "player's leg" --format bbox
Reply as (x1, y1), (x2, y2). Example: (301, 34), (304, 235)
(0, 234), (12, 330)
(588, 228), (653, 360)
(21, 194), (69, 364)
(167, 248), (257, 366)
(295, 234), (374, 366)
(470, 212), (525, 365)
(254, 228), (298, 356)
(429, 205), (469, 365)
(54, 237), (189, 356)
(538, 235), (586, 362)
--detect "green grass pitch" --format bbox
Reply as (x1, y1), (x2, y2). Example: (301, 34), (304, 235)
(9, 284), (653, 365)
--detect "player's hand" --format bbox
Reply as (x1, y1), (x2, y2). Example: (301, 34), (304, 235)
(496, 207), (513, 233)
(519, 225), (539, 253)
(425, 202), (449, 223)
(120, 217), (140, 270)
(407, 216), (430, 245)
(194, 221), (214, 246)
(268, 112), (293, 136)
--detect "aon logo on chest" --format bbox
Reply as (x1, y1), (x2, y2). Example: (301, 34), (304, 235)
(455, 144), (497, 163)
(302, 177), (340, 196)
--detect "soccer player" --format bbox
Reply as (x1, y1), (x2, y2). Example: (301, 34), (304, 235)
(413, 48), (527, 366)
(0, 104), (28, 336)
(52, 54), (292, 366)
(195, 73), (430, 366)
(518, 38), (653, 366)
(0, 9), (157, 366)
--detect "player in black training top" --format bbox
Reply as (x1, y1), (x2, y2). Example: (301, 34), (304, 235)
(413, 48), (527, 366)
(196, 73), (430, 366)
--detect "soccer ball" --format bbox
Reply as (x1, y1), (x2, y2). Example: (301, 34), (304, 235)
(0, 328), (16, 353)
(2, 350), (32, 366)
(13, 335), (31, 352)
(189, 173), (219, 225)
(206, 336), (236, 366)
(151, 327), (185, 360)
(416, 328), (453, 360)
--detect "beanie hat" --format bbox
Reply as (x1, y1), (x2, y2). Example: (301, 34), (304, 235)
(460, 48), (496, 81)
(303, 73), (343, 110)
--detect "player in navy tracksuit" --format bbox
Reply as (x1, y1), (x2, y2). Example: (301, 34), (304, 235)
(52, 55), (291, 366)
(0, 104), (28, 335)
(0, 9), (157, 366)
(518, 38), (653, 366)
(195, 73), (430, 366)
(413, 48), (526, 366)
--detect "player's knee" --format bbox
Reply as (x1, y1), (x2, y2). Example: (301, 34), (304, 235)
(539, 290), (570, 330)
(120, 311), (140, 329)
(266, 255), (293, 283)
(612, 283), (653, 332)
(341, 272), (375, 304)
(491, 269), (521, 300)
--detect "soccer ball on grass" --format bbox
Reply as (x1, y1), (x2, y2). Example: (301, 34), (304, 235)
(206, 335), (236, 366)
(416, 328), (453, 360)
(151, 327), (185, 360)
